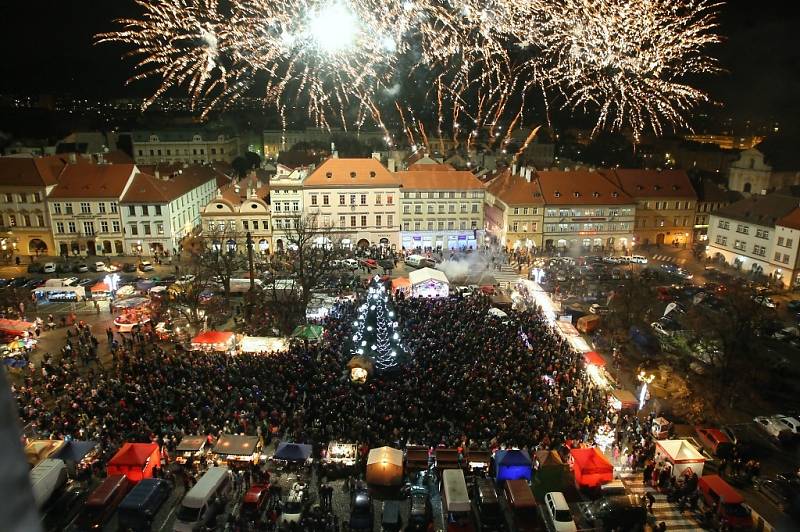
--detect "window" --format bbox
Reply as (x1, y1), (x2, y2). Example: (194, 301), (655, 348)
(53, 203), (62, 214)
(784, 254), (791, 263)
(323, 195), (329, 206)
(736, 224), (749, 234)
(788, 239), (795, 248)
(100, 221), (109, 232)
(673, 217), (679, 227)
(734, 240), (745, 251)
(376, 215), (382, 227)
(428, 204), (435, 214)
(387, 215), (393, 228)
(8, 215), (16, 227)
(274, 203), (281, 212)
(439, 204), (445, 214)
(155, 205), (162, 216)
(37, 215), (44, 226)
(414, 205), (422, 214)
(67, 222), (76, 233)
(471, 204), (479, 213)
(460, 221), (467, 230)
(438, 221), (445, 231)
(33, 192), (41, 203)
(514, 208), (520, 215)
(471, 220), (478, 229)
(461, 204), (468, 213)
(98, 202), (106, 213)
(110, 202), (118, 213)
(753, 245), (766, 257)
(243, 221), (249, 230)
(252, 220), (259, 230)
(715, 234), (727, 245)
(128, 205), (136, 216)
(129, 224), (138, 236)
(447, 221), (454, 230)
(426, 221), (433, 231)
(339, 195), (346, 206)
(311, 195), (318, 206)
(141, 205), (149, 216)
(361, 215), (367, 227)
(387, 195), (393, 205)
(3, 193), (11, 203)
(350, 194), (356, 205)
(375, 194), (382, 205)
(414, 221), (421, 231)
(778, 237), (785, 246)
(292, 201), (299, 212)
(143, 224), (151, 235)
(512, 221), (519, 232)
(112, 221), (120, 232)
(350, 216), (356, 227)
(403, 221), (410, 231)
(83, 221), (95, 235)
(56, 222), (64, 234)
(775, 252), (782, 261)
(360, 194), (367, 205)
(65, 203), (73, 214)
(403, 205), (410, 214)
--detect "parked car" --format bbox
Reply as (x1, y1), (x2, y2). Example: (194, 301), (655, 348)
(753, 295), (776, 308)
(139, 261), (154, 272)
(543, 492), (577, 532)
(629, 255), (648, 264)
(697, 475), (752, 530)
(93, 261), (107, 272)
(349, 481), (373, 531)
(122, 262), (137, 273)
(695, 427), (734, 458)
(343, 258), (359, 270)
(42, 262), (57, 274)
(62, 277), (79, 286)
(74, 263), (89, 273)
(754, 416), (795, 443)
(75, 474), (132, 530)
(773, 327), (800, 341)
(583, 494), (647, 531)
(41, 484), (89, 532)
(240, 484), (270, 521)
(589, 303), (610, 315)
(472, 477), (504, 531)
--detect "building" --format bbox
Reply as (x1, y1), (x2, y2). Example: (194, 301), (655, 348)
(707, 189), (800, 287)
(200, 174), (272, 254)
(120, 165), (220, 255)
(683, 134), (764, 151)
(608, 169), (697, 246)
(0, 155), (69, 257)
(535, 169), (636, 252)
(263, 128), (387, 158)
(397, 168), (485, 252)
(270, 164), (310, 251)
(130, 129), (239, 165)
(691, 179), (743, 242)
(484, 167), (545, 251)
(727, 148), (774, 194)
(303, 157), (401, 250)
(48, 163), (137, 257)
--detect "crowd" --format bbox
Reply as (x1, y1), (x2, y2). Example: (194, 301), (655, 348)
(11, 291), (608, 465)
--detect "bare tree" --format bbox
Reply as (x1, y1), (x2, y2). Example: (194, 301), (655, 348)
(153, 264), (226, 332)
(607, 277), (655, 334)
(189, 226), (249, 300)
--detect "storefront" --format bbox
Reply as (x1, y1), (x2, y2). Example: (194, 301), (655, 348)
(401, 231), (477, 252)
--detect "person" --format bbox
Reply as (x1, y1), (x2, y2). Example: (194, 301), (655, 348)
(645, 492), (655, 513)
(657, 522), (667, 532)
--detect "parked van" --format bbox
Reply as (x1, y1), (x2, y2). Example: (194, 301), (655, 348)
(442, 469), (474, 531)
(698, 475), (752, 530)
(30, 458), (68, 508)
(43, 262), (57, 274)
(173, 467), (231, 531)
(504, 479), (538, 532)
(75, 474), (132, 530)
(472, 478), (504, 531)
(118, 478), (172, 531)
(695, 427), (734, 458)
(629, 255), (648, 264)
(583, 494), (647, 531)
(543, 492), (577, 532)
(405, 255), (425, 268)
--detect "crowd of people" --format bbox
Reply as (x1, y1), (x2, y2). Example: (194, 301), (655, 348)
(11, 289), (608, 468)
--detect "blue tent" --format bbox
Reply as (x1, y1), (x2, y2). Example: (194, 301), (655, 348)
(274, 442), (313, 462)
(53, 440), (98, 463)
(494, 449), (532, 481)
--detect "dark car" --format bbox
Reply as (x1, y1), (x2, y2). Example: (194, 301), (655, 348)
(349, 482), (373, 531)
(0, 278), (9, 288)
(122, 262), (137, 272)
(117, 478), (172, 531)
(584, 495), (647, 531)
(408, 491), (433, 531)
(9, 277), (29, 288)
(27, 263), (44, 273)
(788, 300), (800, 312)
(473, 478), (505, 531)
(41, 484), (90, 531)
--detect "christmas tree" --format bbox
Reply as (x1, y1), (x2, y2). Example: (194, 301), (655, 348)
(350, 275), (405, 374)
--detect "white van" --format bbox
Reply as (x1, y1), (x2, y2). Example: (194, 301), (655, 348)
(43, 262), (57, 274)
(30, 458), (68, 509)
(543, 492), (577, 532)
(629, 255), (648, 264)
(442, 469), (471, 527)
(405, 255), (425, 268)
(173, 467), (231, 531)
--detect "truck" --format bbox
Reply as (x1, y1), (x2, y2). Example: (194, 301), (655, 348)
(576, 315), (601, 334)
(30, 458), (68, 508)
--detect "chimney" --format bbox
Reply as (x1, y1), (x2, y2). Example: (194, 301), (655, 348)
(68, 153), (77, 164)
(387, 159), (396, 172)
(512, 163), (518, 176)
(371, 152), (381, 161)
(154, 170), (160, 180)
(524, 168), (532, 182)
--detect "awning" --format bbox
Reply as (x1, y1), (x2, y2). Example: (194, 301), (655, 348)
(240, 336), (288, 353)
(408, 267), (448, 286)
(53, 440), (98, 463)
(191, 331), (235, 346)
(90, 282), (110, 292)
(213, 434), (259, 456)
(0, 318), (35, 335)
(584, 351), (606, 367)
(176, 436), (207, 453)
(274, 442), (313, 462)
(291, 325), (324, 341)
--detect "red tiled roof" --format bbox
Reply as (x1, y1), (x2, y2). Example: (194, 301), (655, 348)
(48, 163), (136, 198)
(609, 169), (697, 199)
(304, 158), (399, 187)
(398, 170), (484, 190)
(101, 150), (134, 164)
(120, 167), (218, 204)
(535, 169), (632, 205)
(777, 207), (800, 231)
(0, 155), (68, 187)
(407, 163), (455, 172)
(218, 175), (270, 206)
(485, 169), (543, 206)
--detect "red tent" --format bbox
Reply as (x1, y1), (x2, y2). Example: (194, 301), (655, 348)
(0, 318), (35, 335)
(106, 443), (160, 483)
(583, 351), (606, 367)
(191, 331), (235, 351)
(570, 447), (613, 489)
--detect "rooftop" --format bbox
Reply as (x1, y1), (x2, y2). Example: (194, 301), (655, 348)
(304, 158), (399, 187)
(485, 169), (543, 206)
(609, 169), (696, 199)
(407, 163), (455, 172)
(715, 189), (800, 228)
(535, 169), (632, 205)
(0, 155), (69, 187)
(693, 179), (743, 204)
(398, 170), (484, 191)
(120, 166), (219, 204)
(48, 163), (136, 199)
(131, 128), (236, 143)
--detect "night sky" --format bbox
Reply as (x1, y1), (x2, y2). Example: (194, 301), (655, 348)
(0, 1), (797, 129)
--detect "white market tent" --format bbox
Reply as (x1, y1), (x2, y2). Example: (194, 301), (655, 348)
(408, 267), (449, 298)
(240, 336), (289, 354)
(655, 439), (706, 478)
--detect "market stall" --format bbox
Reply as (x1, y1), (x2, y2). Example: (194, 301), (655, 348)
(467, 450), (491, 473)
(213, 434), (262, 466)
(106, 442), (160, 484)
(90, 282), (111, 300)
(290, 325), (324, 343)
(435, 448), (461, 471)
(405, 446), (429, 473)
(570, 447), (613, 489)
(0, 319), (35, 337)
(366, 446), (404, 486)
(532, 450), (568, 500)
(113, 305), (151, 333)
(53, 440), (100, 478)
(273, 441), (312, 462)
(175, 435), (209, 465)
(390, 277), (411, 297)
(25, 440), (65, 467)
(112, 296), (150, 311)
(409, 267), (449, 298)
(652, 417), (673, 440)
(655, 439), (706, 478)
(33, 286), (86, 303)
(239, 336), (289, 354)
(609, 389), (638, 411)
(191, 331), (236, 353)
(322, 442), (357, 476)
(3, 337), (37, 357)
(494, 449), (532, 481)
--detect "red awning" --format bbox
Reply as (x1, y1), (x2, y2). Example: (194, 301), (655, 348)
(191, 331), (234, 345)
(584, 351), (606, 367)
(0, 318), (35, 334)
(90, 282), (110, 292)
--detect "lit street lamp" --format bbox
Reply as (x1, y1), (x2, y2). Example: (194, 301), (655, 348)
(637, 370), (655, 411)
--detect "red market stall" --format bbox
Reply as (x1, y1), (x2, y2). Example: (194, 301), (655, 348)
(655, 439), (706, 478)
(191, 331), (236, 353)
(0, 318), (35, 337)
(106, 442), (160, 484)
(609, 389), (638, 411)
(583, 352), (606, 367)
(90, 282), (111, 300)
(570, 447), (613, 489)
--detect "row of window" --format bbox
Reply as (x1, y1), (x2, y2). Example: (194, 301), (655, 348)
(402, 220), (478, 232)
(127, 205), (163, 217)
(404, 204), (480, 214)
(2, 214), (46, 228)
(640, 201), (693, 210)
(775, 252), (792, 264)
(543, 222), (632, 233)
(2, 192), (42, 204)
(273, 201), (300, 213)
(777, 236), (795, 248)
(636, 217), (691, 229)
(337, 214), (394, 229)
(52, 202), (118, 215)
(402, 191), (481, 199)
(128, 223), (165, 236)
(543, 208), (634, 217)
(138, 147), (226, 157)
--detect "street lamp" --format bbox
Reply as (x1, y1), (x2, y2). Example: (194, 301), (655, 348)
(637, 370), (655, 411)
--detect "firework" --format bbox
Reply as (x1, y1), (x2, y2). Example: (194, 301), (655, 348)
(99, 0), (721, 142)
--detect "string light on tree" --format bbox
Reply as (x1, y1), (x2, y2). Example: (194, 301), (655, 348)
(349, 275), (405, 374)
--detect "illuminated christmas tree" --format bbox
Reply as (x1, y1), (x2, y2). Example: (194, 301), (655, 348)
(350, 275), (405, 374)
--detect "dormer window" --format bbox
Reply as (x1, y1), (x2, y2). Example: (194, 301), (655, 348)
(592, 191), (600, 198)
(612, 192), (619, 198)
(573, 191), (581, 198)
(369, 171), (376, 178)
(554, 191), (561, 198)
(636, 185), (644, 191)
(350, 172), (357, 178)
(326, 172), (333, 179)
(653, 184), (661, 191)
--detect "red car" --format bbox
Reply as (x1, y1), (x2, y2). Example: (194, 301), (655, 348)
(695, 427), (733, 458)
(656, 286), (673, 302)
(241, 484), (270, 520)
(360, 258), (378, 269)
